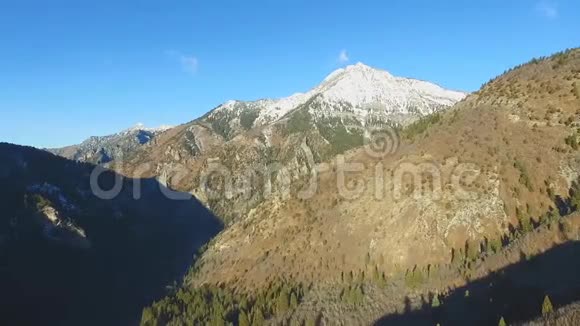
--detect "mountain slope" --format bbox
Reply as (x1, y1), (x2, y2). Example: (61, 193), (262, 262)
(193, 48), (580, 286)
(0, 143), (221, 326)
(118, 64), (466, 225)
(140, 48), (580, 325)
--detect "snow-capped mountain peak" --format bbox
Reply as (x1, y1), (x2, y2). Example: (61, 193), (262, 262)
(206, 63), (467, 135)
(314, 63), (465, 112)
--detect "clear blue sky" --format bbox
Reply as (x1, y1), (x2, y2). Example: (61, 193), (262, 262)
(1, 0), (579, 148)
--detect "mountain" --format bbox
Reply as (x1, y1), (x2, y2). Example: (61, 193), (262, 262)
(189, 48), (580, 286)
(49, 123), (172, 164)
(116, 64), (466, 225)
(0, 143), (221, 326)
(139, 48), (580, 325)
(201, 62), (466, 140)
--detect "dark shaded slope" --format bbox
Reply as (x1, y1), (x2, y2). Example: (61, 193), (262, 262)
(374, 241), (580, 326)
(0, 143), (223, 325)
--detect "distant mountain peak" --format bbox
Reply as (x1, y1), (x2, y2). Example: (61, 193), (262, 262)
(123, 123), (174, 134)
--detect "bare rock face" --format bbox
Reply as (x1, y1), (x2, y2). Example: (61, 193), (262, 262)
(38, 205), (91, 249)
(24, 182), (90, 249)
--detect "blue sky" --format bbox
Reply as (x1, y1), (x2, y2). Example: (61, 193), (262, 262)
(1, 0), (579, 148)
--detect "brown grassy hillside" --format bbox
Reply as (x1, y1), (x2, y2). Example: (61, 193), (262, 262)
(138, 48), (580, 326)
(187, 48), (580, 290)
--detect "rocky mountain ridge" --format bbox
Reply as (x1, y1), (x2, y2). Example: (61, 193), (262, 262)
(48, 124), (172, 164)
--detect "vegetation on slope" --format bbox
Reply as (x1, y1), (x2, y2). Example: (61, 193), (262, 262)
(139, 48), (580, 325)
(141, 281), (308, 326)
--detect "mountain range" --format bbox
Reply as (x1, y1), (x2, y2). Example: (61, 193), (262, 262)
(51, 64), (467, 224)
(3, 49), (580, 326)
(52, 63), (466, 163)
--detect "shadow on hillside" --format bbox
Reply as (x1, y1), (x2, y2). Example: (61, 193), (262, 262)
(0, 143), (223, 326)
(374, 241), (580, 326)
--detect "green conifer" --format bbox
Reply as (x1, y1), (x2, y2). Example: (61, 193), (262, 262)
(542, 295), (554, 316)
(238, 310), (250, 326)
(498, 316), (507, 326)
(431, 295), (441, 308)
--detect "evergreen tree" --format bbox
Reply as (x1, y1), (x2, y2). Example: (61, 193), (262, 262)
(276, 289), (290, 314)
(346, 271), (354, 284)
(431, 295), (441, 308)
(290, 292), (299, 309)
(378, 272), (388, 288)
(239, 297), (249, 312)
(253, 307), (265, 326)
(542, 295), (554, 316)
(238, 310), (250, 326)
(498, 316), (507, 326)
(305, 314), (317, 326)
(520, 216), (533, 233)
(357, 270), (365, 283)
(354, 285), (364, 304)
(490, 238), (502, 253)
(373, 265), (380, 282)
(290, 319), (303, 326)
(140, 308), (157, 326)
(405, 267), (424, 289)
(210, 315), (226, 326)
(465, 240), (480, 261)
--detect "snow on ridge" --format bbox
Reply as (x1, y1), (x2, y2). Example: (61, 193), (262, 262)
(323, 67), (346, 83)
(213, 62), (467, 124)
(124, 123), (174, 133)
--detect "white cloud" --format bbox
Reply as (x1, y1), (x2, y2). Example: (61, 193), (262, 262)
(179, 55), (198, 73)
(338, 49), (349, 64)
(165, 50), (199, 74)
(536, 1), (558, 19)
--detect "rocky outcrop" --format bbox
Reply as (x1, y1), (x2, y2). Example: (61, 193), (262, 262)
(37, 205), (90, 249)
